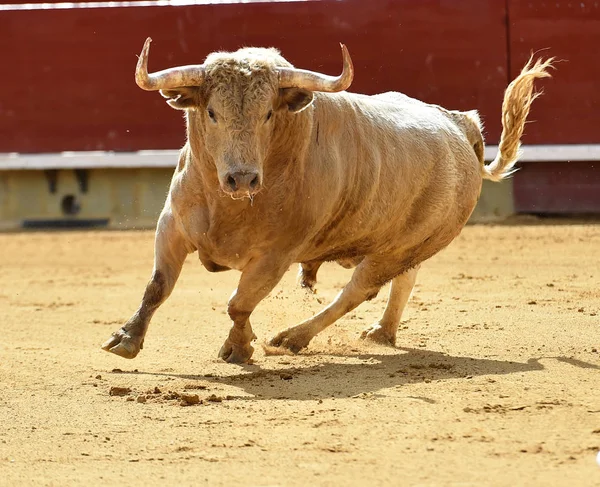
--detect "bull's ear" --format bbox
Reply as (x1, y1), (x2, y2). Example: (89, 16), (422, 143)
(159, 87), (199, 110)
(279, 88), (314, 113)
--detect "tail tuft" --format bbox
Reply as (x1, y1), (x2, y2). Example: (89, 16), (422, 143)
(483, 55), (555, 182)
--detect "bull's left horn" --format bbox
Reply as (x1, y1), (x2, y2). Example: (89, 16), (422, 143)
(135, 37), (206, 91)
(277, 43), (354, 93)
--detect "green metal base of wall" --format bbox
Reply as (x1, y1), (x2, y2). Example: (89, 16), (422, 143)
(0, 168), (171, 231)
(470, 179), (515, 223)
(0, 168), (515, 231)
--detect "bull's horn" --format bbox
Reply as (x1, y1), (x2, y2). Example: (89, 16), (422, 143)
(135, 37), (206, 91)
(277, 43), (354, 92)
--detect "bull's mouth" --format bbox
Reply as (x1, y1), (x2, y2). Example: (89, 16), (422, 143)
(219, 189), (261, 204)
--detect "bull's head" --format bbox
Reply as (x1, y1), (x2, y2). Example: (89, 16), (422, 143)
(135, 38), (353, 200)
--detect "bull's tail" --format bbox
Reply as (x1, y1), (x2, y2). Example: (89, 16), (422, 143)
(483, 55), (555, 182)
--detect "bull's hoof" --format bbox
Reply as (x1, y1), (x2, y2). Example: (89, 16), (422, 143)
(101, 329), (141, 359)
(218, 339), (254, 364)
(360, 323), (396, 346)
(268, 328), (311, 354)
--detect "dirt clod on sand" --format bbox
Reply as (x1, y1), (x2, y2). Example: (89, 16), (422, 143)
(184, 383), (207, 390)
(109, 386), (131, 397)
(1, 224), (599, 485)
(179, 394), (200, 406)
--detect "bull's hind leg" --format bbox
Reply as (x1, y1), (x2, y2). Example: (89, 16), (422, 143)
(360, 265), (420, 346)
(269, 257), (392, 353)
(101, 210), (191, 359)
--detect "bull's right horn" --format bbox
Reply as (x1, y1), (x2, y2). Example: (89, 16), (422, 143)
(277, 43), (354, 93)
(135, 37), (206, 91)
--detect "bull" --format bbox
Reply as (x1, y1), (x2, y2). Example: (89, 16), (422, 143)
(102, 38), (553, 363)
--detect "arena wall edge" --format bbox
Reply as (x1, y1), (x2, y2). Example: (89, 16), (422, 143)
(0, 166), (513, 231)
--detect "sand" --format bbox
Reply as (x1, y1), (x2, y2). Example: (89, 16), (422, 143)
(1, 222), (599, 486)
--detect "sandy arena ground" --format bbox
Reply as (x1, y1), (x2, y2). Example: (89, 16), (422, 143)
(1, 222), (599, 486)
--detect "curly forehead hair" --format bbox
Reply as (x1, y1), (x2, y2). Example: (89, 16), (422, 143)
(202, 48), (294, 115)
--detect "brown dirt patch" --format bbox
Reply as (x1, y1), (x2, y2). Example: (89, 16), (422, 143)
(1, 223), (599, 485)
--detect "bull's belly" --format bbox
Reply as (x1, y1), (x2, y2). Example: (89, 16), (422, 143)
(299, 244), (369, 265)
(297, 195), (479, 268)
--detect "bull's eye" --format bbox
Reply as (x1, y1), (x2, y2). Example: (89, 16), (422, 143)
(265, 110), (273, 122)
(207, 108), (217, 123)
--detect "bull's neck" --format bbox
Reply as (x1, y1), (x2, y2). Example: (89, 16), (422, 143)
(266, 105), (314, 179)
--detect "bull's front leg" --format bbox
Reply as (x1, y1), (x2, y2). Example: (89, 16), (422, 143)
(219, 258), (291, 364)
(101, 210), (191, 359)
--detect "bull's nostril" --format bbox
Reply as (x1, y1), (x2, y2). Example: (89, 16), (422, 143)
(227, 175), (237, 191)
(249, 176), (259, 190)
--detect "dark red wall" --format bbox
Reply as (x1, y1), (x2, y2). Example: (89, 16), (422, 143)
(508, 2), (600, 213)
(508, 1), (600, 144)
(1, 0), (507, 152)
(1, 0), (598, 156)
(514, 162), (600, 214)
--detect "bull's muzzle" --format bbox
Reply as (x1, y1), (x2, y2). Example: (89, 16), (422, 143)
(223, 171), (262, 199)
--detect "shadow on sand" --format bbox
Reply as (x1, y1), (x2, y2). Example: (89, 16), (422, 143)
(108, 347), (598, 401)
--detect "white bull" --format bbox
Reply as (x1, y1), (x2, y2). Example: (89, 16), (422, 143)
(102, 38), (553, 363)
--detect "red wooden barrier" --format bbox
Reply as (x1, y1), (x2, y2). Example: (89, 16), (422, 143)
(514, 161), (600, 214)
(0, 0), (507, 153)
(509, 1), (600, 213)
(508, 1), (600, 144)
(0, 0), (316, 3)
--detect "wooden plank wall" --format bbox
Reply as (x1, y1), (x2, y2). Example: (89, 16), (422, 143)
(1, 0), (599, 213)
(508, 1), (600, 144)
(508, 1), (600, 213)
(1, 0), (507, 152)
(514, 162), (600, 214)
